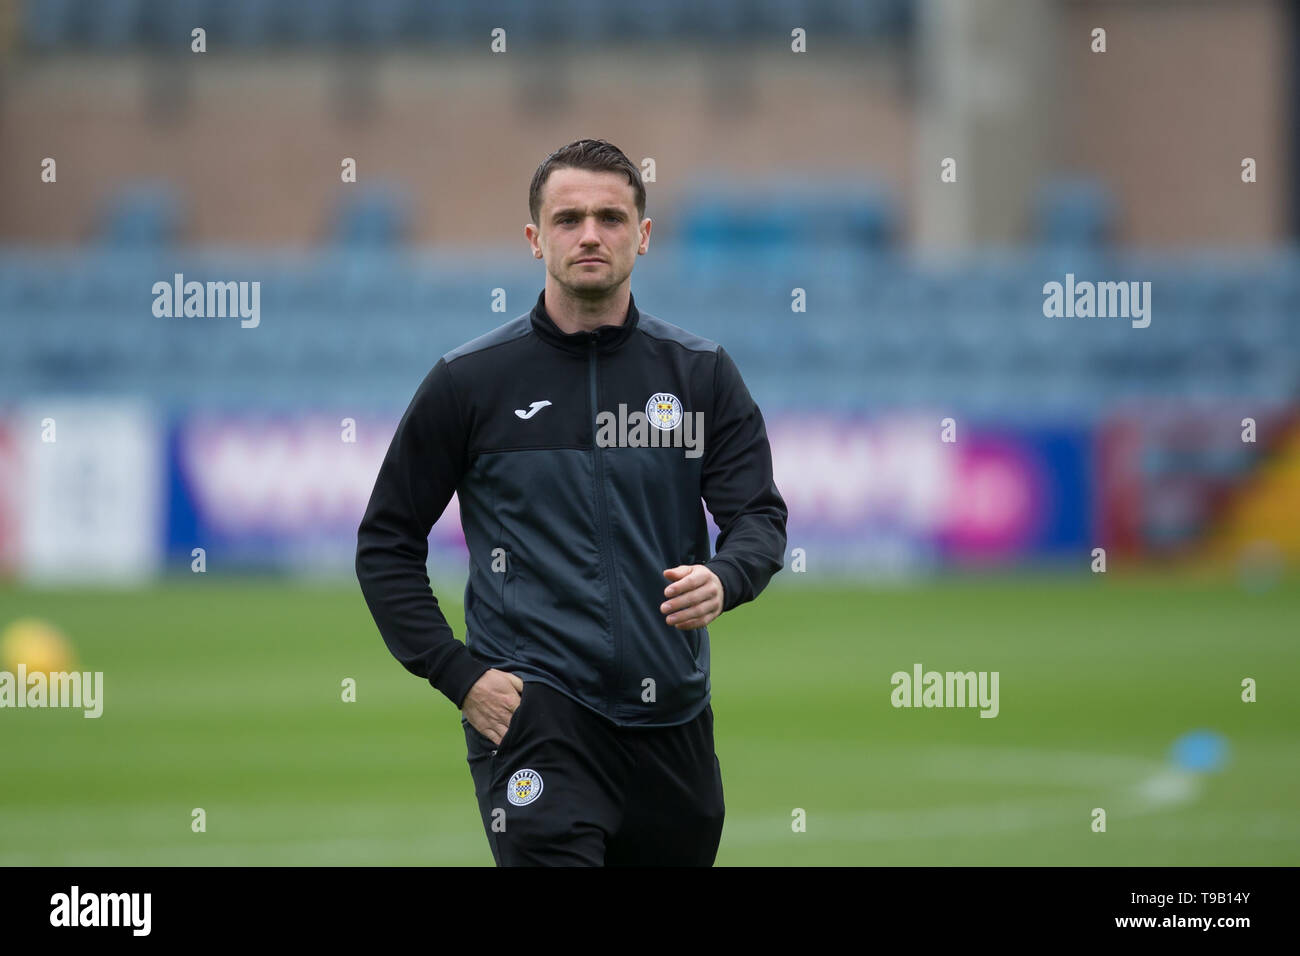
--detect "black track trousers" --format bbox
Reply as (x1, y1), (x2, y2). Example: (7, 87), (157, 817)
(463, 681), (726, 866)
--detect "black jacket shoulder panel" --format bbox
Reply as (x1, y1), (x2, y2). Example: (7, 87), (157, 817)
(635, 312), (720, 354)
(441, 313), (532, 364)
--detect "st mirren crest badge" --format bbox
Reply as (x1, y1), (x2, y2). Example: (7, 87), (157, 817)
(507, 768), (544, 806)
(646, 392), (683, 431)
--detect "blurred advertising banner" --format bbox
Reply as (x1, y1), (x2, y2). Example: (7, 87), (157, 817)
(0, 402), (163, 584)
(165, 413), (464, 573)
(768, 415), (1094, 575)
(164, 412), (1093, 576)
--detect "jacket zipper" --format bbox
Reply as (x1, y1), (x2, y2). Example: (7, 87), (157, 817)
(588, 334), (624, 716)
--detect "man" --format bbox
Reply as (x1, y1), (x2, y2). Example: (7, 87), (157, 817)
(356, 138), (787, 866)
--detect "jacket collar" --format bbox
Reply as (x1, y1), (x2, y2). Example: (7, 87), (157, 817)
(529, 288), (640, 355)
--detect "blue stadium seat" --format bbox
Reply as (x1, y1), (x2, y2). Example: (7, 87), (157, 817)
(1035, 178), (1115, 248)
(84, 0), (143, 49)
(551, 0), (613, 41)
(329, 184), (412, 247)
(220, 0), (276, 48)
(405, 0), (479, 43)
(271, 0), (347, 46)
(138, 0), (207, 48)
(608, 0), (692, 41)
(345, 0), (412, 46)
(96, 183), (185, 246)
(694, 0), (750, 39)
(21, 0), (79, 49)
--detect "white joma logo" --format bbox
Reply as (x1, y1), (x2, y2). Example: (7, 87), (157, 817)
(515, 400), (552, 419)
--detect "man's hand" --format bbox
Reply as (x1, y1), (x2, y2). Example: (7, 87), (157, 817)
(462, 668), (524, 746)
(661, 564), (724, 630)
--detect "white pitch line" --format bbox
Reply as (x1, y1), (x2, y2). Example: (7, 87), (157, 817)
(721, 748), (1204, 845)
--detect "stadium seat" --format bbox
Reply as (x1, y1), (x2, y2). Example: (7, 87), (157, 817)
(220, 0), (276, 48)
(348, 0), (410, 45)
(1034, 177), (1115, 248)
(96, 183), (185, 246)
(21, 0), (78, 50)
(329, 184), (412, 247)
(138, 0), (206, 48)
(84, 0), (144, 49)
(271, 0), (347, 46)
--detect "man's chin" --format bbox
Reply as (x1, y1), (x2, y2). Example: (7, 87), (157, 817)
(564, 273), (621, 296)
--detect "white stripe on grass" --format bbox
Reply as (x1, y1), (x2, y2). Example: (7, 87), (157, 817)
(721, 748), (1205, 845)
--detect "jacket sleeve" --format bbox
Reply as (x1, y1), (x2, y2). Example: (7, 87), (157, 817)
(355, 357), (490, 709)
(701, 345), (789, 612)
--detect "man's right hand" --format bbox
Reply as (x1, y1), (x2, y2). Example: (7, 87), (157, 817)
(462, 668), (524, 746)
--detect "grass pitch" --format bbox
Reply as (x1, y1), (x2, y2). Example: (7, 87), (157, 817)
(1, 572), (1296, 865)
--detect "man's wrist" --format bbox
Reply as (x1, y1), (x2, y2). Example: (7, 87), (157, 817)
(431, 645), (491, 710)
(704, 558), (741, 614)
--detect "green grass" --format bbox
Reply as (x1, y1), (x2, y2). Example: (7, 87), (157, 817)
(1, 572), (1297, 865)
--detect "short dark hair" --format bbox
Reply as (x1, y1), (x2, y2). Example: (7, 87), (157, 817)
(529, 139), (646, 226)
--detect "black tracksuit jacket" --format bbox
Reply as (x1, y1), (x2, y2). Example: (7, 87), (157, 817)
(355, 289), (788, 726)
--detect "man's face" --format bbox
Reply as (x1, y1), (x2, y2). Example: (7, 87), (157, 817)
(527, 167), (650, 298)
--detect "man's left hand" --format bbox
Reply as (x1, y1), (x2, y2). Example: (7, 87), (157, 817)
(660, 565), (724, 630)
